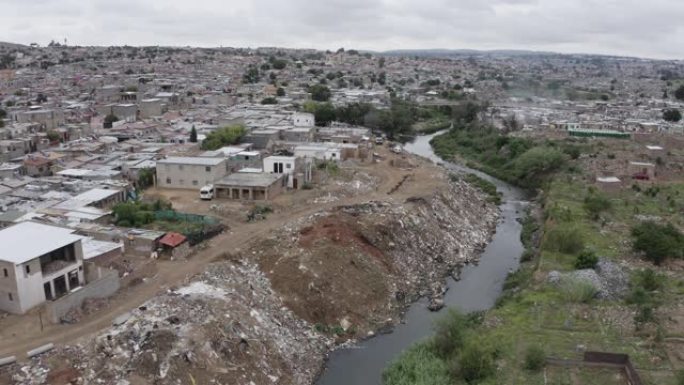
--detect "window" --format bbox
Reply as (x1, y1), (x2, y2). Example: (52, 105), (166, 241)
(192, 180), (198, 186)
(8, 293), (12, 301)
(3, 268), (7, 277)
(286, 163), (292, 169)
(166, 177), (171, 184)
(205, 166), (211, 172)
(179, 179), (184, 185)
(178, 165), (184, 171)
(25, 265), (30, 274)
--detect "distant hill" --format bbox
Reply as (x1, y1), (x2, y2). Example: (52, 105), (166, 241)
(376, 48), (648, 61)
(0, 41), (27, 50)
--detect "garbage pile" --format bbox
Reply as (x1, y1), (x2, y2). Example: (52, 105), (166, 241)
(6, 263), (332, 385)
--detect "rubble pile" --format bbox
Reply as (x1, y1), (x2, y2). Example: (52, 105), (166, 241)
(7, 263), (331, 385)
(548, 259), (629, 300)
(251, 178), (498, 336)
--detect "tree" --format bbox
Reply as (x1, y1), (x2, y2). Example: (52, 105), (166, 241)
(271, 59), (287, 70)
(189, 125), (198, 143)
(309, 84), (331, 102)
(261, 97), (278, 105)
(304, 102), (336, 126)
(675, 85), (684, 101)
(46, 130), (61, 143)
(632, 221), (684, 265)
(276, 87), (286, 97)
(137, 168), (155, 190)
(201, 125), (246, 150)
(103, 114), (119, 128)
(663, 108), (682, 122)
(243, 66), (260, 83)
(512, 147), (566, 186)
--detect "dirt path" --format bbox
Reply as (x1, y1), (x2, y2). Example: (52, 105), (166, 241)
(0, 153), (432, 360)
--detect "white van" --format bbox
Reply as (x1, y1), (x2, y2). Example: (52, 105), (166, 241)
(199, 184), (214, 200)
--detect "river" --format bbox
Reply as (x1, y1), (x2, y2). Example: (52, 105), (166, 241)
(315, 131), (529, 385)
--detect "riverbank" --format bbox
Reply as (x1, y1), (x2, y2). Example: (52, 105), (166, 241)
(387, 131), (684, 384)
(316, 132), (528, 385)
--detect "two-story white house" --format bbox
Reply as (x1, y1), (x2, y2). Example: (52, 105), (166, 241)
(156, 157), (228, 189)
(0, 222), (86, 314)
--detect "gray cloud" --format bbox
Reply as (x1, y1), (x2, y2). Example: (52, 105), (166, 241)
(0, 0), (682, 59)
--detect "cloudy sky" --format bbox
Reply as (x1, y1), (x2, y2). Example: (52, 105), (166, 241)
(1, 0), (683, 59)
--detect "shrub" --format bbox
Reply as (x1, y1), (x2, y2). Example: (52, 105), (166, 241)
(574, 249), (599, 270)
(524, 346), (546, 372)
(432, 309), (470, 358)
(544, 224), (585, 255)
(559, 278), (597, 303)
(634, 304), (656, 328)
(631, 221), (684, 265)
(583, 192), (612, 220)
(383, 342), (451, 385)
(633, 268), (665, 292)
(511, 146), (566, 186)
(455, 343), (495, 383)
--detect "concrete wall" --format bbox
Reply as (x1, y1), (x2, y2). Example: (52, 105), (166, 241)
(14, 258), (46, 314)
(45, 269), (120, 324)
(157, 160), (227, 189)
(0, 260), (19, 314)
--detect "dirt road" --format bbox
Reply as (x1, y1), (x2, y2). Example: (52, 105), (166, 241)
(0, 150), (434, 360)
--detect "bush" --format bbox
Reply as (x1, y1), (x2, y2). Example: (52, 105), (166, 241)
(544, 224), (585, 255)
(633, 268), (665, 292)
(383, 342), (451, 385)
(511, 146), (566, 187)
(559, 278), (597, 303)
(455, 343), (495, 383)
(574, 249), (599, 270)
(524, 346), (546, 372)
(260, 97), (278, 105)
(632, 221), (684, 265)
(663, 108), (682, 122)
(583, 192), (611, 220)
(432, 309), (470, 358)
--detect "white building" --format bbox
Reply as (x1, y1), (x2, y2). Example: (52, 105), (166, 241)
(156, 157), (228, 189)
(294, 144), (342, 161)
(0, 222), (86, 314)
(264, 155), (296, 188)
(292, 112), (314, 127)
